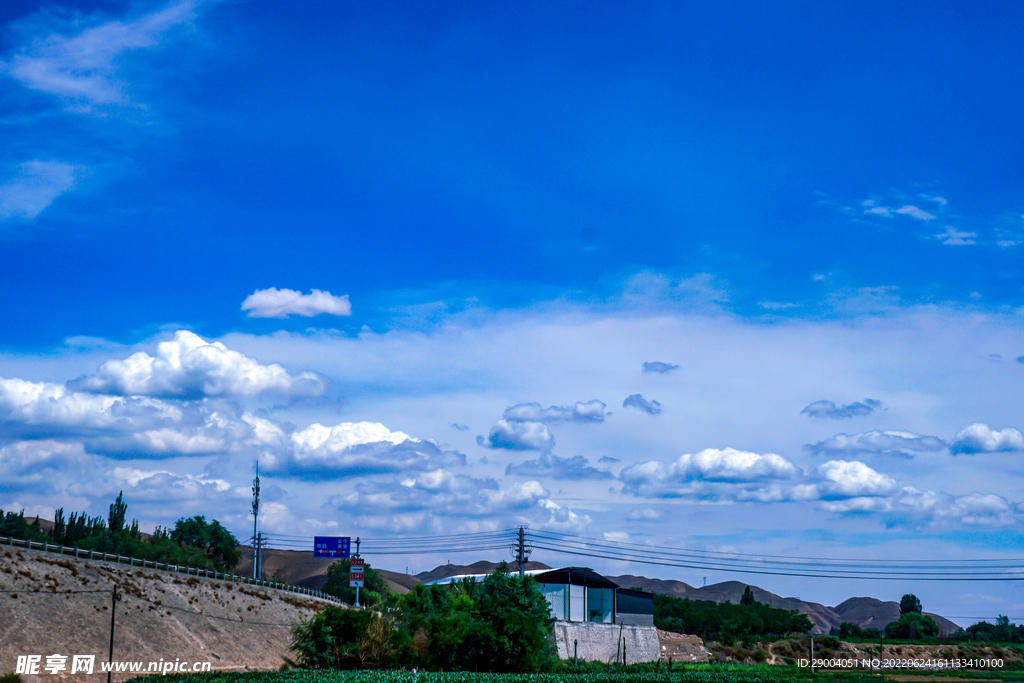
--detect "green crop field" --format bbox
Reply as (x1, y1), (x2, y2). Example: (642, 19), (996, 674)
(121, 665), (916, 683)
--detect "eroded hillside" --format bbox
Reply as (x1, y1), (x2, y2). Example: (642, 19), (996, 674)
(0, 545), (331, 682)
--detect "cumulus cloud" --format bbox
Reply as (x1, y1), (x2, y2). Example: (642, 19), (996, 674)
(674, 448), (802, 483)
(449, 423), (469, 431)
(623, 394), (662, 415)
(642, 361), (679, 374)
(328, 472), (585, 530)
(241, 288), (352, 318)
(805, 430), (947, 458)
(800, 398), (881, 419)
(620, 447), (803, 501)
(618, 445), (1011, 527)
(934, 227), (977, 245)
(505, 453), (613, 480)
(265, 421), (465, 478)
(0, 375), (184, 435)
(824, 487), (1017, 527)
(477, 420), (554, 451)
(0, 161), (79, 220)
(69, 330), (327, 398)
(502, 400), (607, 424)
(621, 448), (901, 507)
(950, 424), (1024, 455)
(812, 460), (899, 499)
(3, 0), (200, 109)
(0, 440), (91, 495)
(109, 466), (232, 501)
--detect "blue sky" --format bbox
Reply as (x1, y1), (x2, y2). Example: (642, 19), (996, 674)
(2, 0), (1024, 625)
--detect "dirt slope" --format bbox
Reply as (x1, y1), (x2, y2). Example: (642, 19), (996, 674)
(237, 547), (422, 595)
(0, 545), (332, 682)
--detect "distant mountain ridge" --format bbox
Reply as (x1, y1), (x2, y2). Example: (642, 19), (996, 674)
(190, 548), (964, 636)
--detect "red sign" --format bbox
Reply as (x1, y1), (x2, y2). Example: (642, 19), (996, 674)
(350, 558), (365, 568)
(349, 572), (364, 581)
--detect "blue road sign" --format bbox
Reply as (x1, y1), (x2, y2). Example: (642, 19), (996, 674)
(313, 536), (351, 558)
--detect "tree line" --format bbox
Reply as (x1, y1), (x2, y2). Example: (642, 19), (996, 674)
(0, 493), (240, 571)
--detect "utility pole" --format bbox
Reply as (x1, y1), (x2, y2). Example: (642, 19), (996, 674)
(251, 462), (260, 580)
(255, 531), (263, 580)
(513, 526), (532, 578)
(106, 584), (122, 683)
(353, 537), (361, 608)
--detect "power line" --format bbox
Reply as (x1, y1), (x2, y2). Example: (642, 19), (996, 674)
(530, 530), (1024, 566)
(528, 542), (1024, 581)
(526, 535), (1024, 577)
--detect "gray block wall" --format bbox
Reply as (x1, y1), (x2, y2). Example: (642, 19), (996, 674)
(551, 621), (661, 664)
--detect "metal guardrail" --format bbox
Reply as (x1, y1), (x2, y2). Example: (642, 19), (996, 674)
(0, 534), (343, 605)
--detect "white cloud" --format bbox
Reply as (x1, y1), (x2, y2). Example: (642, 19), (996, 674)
(0, 440), (90, 494)
(3, 0), (200, 109)
(620, 448), (803, 501)
(70, 330), (327, 398)
(626, 507), (663, 521)
(477, 420), (554, 451)
(502, 400), (607, 424)
(864, 206), (892, 217)
(241, 288), (352, 318)
(265, 421), (464, 478)
(291, 421), (409, 457)
(806, 430), (947, 457)
(330, 472), (570, 527)
(886, 487), (1016, 527)
(813, 460), (899, 499)
(951, 423), (1024, 455)
(934, 227), (977, 245)
(921, 195), (948, 206)
(675, 448), (801, 483)
(758, 301), (798, 311)
(895, 205), (936, 220)
(0, 375), (183, 431)
(800, 398), (881, 419)
(0, 161), (78, 220)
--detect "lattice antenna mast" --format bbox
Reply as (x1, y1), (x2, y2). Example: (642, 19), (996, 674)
(251, 461), (260, 580)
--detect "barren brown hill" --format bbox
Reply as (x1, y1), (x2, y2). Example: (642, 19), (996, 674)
(605, 577), (960, 635)
(237, 546), (421, 595)
(415, 559), (551, 584)
(834, 596), (959, 636)
(0, 544), (332, 682)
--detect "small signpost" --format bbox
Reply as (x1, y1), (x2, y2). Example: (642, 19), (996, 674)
(350, 539), (363, 607)
(313, 536), (351, 558)
(350, 557), (365, 588)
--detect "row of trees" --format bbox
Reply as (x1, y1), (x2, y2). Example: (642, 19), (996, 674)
(0, 493), (240, 572)
(291, 561), (556, 672)
(653, 590), (813, 640)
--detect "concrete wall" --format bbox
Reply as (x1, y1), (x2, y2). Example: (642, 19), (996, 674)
(551, 621), (661, 664)
(616, 612), (654, 626)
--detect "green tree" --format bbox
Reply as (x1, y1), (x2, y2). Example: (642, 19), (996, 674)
(322, 559), (389, 606)
(886, 612), (938, 639)
(108, 491), (127, 534)
(169, 515), (240, 570)
(462, 561), (556, 673)
(740, 585), (757, 606)
(900, 593), (922, 615)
